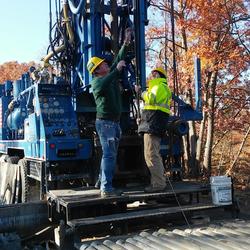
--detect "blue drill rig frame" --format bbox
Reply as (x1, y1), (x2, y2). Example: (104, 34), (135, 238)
(0, 0), (203, 204)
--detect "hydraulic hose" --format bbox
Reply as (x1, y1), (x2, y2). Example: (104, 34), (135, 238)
(68, 0), (86, 15)
(43, 45), (66, 67)
(43, 1), (74, 67)
(62, 2), (74, 44)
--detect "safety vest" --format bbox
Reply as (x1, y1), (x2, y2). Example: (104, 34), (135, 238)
(142, 78), (172, 114)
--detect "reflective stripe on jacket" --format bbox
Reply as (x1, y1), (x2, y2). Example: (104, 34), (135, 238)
(141, 78), (171, 114)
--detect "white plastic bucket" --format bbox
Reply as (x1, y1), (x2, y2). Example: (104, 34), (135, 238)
(210, 176), (232, 205)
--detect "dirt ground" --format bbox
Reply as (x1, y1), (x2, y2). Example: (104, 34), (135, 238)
(197, 187), (250, 222)
(210, 131), (250, 218)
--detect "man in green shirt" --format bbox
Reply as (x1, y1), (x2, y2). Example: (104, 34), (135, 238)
(87, 28), (132, 198)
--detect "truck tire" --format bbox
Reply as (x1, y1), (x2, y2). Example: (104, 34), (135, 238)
(0, 162), (18, 204)
(18, 159), (28, 203)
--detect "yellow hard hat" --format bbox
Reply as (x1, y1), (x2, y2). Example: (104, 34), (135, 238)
(87, 56), (105, 74)
(152, 67), (167, 78)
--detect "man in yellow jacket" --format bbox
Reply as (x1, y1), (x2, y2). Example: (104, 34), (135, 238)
(138, 67), (172, 192)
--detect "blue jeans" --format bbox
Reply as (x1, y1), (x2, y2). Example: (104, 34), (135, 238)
(95, 119), (121, 192)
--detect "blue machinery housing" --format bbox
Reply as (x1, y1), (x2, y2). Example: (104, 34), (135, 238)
(0, 0), (202, 200)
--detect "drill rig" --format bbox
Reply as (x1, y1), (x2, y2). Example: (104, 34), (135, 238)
(1, 2), (233, 248)
(0, 0), (203, 205)
(0, 0), (149, 204)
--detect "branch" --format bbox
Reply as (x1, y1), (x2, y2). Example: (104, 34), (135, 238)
(149, 1), (187, 19)
(214, 71), (248, 109)
(212, 104), (247, 150)
(226, 124), (250, 175)
(234, 22), (250, 55)
(147, 36), (186, 50)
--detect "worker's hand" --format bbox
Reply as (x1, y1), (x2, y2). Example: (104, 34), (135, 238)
(124, 27), (133, 44)
(136, 118), (141, 125)
(116, 60), (126, 71)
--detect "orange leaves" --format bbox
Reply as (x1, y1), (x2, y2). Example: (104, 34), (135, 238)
(0, 61), (36, 83)
(146, 0), (249, 135)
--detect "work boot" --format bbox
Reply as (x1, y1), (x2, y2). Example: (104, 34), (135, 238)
(100, 189), (122, 198)
(144, 185), (166, 193)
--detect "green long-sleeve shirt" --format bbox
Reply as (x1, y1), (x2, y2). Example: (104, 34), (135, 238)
(91, 44), (128, 121)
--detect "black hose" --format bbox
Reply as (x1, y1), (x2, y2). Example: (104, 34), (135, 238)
(68, 0), (86, 15)
(48, 0), (63, 63)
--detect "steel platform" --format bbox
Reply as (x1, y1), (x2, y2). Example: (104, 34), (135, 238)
(48, 181), (210, 209)
(47, 181), (236, 248)
(47, 181), (212, 225)
(68, 203), (222, 229)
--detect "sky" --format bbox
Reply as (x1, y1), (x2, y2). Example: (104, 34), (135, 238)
(0, 1), (50, 64)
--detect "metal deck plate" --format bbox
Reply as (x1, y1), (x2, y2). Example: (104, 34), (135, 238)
(47, 181), (210, 208)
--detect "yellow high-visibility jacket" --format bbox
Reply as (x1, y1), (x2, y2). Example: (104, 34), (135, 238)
(142, 78), (171, 114)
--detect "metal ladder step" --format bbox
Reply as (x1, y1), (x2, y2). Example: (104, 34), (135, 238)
(68, 203), (224, 229)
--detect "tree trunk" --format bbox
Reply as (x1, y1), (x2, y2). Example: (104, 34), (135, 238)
(189, 120), (198, 176)
(182, 135), (190, 175)
(196, 110), (207, 170)
(186, 89), (198, 176)
(182, 89), (198, 176)
(196, 71), (211, 174)
(203, 71), (218, 175)
(203, 109), (213, 174)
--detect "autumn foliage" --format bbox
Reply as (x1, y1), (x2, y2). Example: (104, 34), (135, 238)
(146, 0), (250, 184)
(0, 61), (36, 83)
